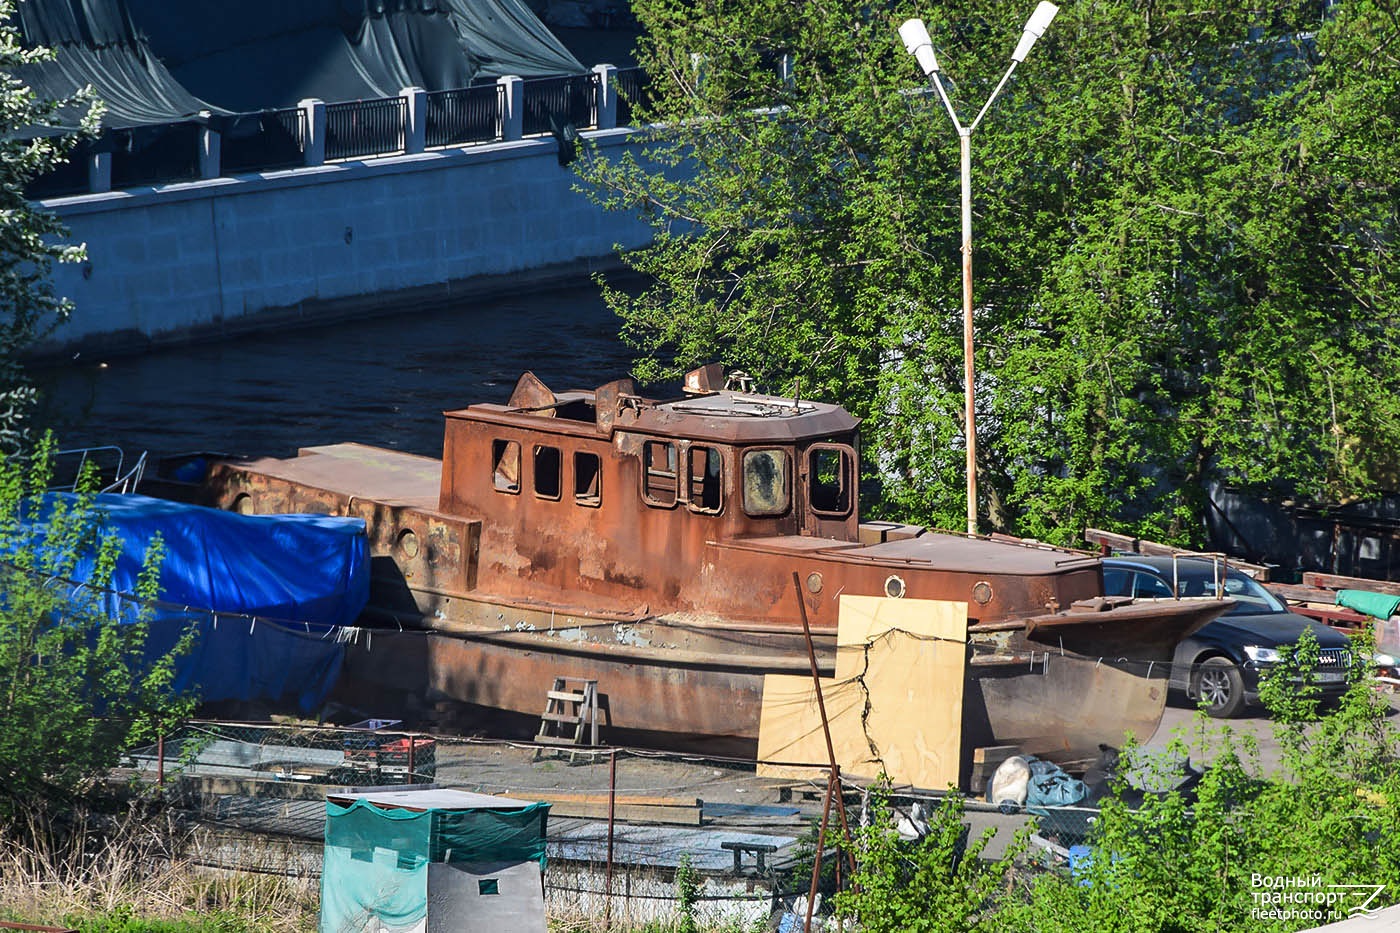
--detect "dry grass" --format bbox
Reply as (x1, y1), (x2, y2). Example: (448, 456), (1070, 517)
(0, 804), (319, 931)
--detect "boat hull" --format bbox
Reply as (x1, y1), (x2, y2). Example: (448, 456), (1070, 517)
(332, 592), (1206, 775)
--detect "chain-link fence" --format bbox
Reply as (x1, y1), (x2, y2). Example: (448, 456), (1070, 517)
(131, 720), (1110, 928)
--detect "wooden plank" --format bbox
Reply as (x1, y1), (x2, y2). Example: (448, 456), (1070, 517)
(1083, 529), (1273, 579)
(1303, 572), (1400, 597)
(519, 790), (702, 825)
(547, 690), (587, 702)
(1264, 582), (1337, 603)
(969, 745), (1021, 794)
(1290, 605), (1370, 630)
(972, 744), (1021, 764)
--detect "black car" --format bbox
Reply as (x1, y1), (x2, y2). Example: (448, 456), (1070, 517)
(1102, 555), (1354, 717)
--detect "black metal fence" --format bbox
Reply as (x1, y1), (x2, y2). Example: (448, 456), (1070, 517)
(25, 140), (92, 199)
(326, 96), (407, 161)
(111, 122), (201, 187)
(220, 107), (306, 174)
(425, 84), (502, 148)
(522, 73), (597, 136)
(615, 67), (650, 127)
(28, 67), (649, 198)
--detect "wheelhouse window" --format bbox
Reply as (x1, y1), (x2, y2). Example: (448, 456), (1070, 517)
(642, 440), (678, 507)
(492, 439), (520, 494)
(533, 444), (561, 500)
(574, 451), (601, 507)
(742, 448), (790, 516)
(807, 444), (854, 517)
(687, 445), (722, 514)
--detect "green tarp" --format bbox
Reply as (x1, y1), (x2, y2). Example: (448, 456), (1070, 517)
(320, 792), (549, 933)
(1335, 588), (1400, 621)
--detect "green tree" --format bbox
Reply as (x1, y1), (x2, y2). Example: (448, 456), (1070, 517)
(834, 787), (1025, 932)
(0, 0), (100, 451)
(0, 436), (193, 815)
(581, 1), (1400, 544)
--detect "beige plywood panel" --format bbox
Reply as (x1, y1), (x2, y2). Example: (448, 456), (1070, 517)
(757, 597), (967, 789)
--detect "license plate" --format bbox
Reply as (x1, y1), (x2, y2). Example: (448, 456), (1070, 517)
(1316, 671), (1345, 684)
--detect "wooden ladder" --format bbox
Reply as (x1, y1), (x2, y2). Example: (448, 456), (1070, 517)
(535, 677), (601, 750)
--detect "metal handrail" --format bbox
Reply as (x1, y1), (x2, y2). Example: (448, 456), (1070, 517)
(52, 446), (147, 494)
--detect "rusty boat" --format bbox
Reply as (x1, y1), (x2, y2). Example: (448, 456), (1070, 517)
(173, 365), (1232, 765)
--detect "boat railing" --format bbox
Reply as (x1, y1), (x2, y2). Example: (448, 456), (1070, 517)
(1161, 551), (1237, 601)
(51, 445), (148, 494)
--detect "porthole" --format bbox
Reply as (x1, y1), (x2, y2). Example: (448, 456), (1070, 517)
(972, 581), (994, 605)
(806, 572), (824, 595)
(884, 574), (906, 599)
(397, 528), (420, 559)
(232, 494), (255, 515)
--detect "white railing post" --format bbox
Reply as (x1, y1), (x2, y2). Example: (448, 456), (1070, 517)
(498, 75), (523, 141)
(198, 111), (221, 179)
(300, 98), (326, 166)
(88, 149), (112, 193)
(592, 64), (617, 130)
(400, 87), (427, 154)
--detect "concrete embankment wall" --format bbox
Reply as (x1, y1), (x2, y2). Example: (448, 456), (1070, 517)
(36, 127), (652, 359)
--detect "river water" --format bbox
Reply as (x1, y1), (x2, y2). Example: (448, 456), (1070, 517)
(34, 281), (636, 461)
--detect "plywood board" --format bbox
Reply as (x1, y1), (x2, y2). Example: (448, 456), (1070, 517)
(756, 596), (967, 790)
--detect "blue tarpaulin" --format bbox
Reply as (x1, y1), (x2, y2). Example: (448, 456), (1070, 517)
(23, 492), (370, 711)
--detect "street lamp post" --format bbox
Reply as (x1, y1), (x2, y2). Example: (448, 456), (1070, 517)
(899, 3), (1059, 537)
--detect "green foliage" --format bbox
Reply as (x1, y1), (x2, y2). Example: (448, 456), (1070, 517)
(834, 786), (1026, 931)
(0, 0), (100, 451)
(829, 663), (1399, 931)
(675, 852), (700, 933)
(75, 908), (258, 933)
(0, 435), (194, 816)
(581, 1), (1400, 542)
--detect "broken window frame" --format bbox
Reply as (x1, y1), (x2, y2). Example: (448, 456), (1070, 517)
(742, 447), (791, 517)
(533, 444), (562, 501)
(641, 440), (679, 508)
(806, 443), (856, 518)
(492, 439), (521, 494)
(686, 444), (723, 515)
(574, 450), (602, 508)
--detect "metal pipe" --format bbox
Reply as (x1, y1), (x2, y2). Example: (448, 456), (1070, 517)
(804, 771), (836, 933)
(157, 733), (164, 786)
(960, 128), (976, 537)
(792, 574), (858, 877)
(605, 748), (617, 930)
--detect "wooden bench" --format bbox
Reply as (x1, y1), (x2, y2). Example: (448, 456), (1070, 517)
(720, 840), (778, 875)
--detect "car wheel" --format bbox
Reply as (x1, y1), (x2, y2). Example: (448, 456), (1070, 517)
(1195, 657), (1246, 718)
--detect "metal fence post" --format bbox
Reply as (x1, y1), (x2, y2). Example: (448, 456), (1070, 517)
(299, 98), (326, 166)
(198, 111), (221, 179)
(592, 64), (617, 130)
(400, 87), (427, 154)
(497, 75), (523, 141)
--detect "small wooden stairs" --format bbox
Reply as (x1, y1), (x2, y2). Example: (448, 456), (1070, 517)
(535, 678), (601, 754)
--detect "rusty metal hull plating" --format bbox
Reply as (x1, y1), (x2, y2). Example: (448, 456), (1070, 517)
(169, 372), (1235, 768)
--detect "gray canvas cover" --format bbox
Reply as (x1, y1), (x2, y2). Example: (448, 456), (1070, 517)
(15, 0), (584, 128)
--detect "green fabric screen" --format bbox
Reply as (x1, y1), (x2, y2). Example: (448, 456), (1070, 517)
(319, 796), (549, 933)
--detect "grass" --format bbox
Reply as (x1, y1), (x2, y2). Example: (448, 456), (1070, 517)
(0, 804), (318, 933)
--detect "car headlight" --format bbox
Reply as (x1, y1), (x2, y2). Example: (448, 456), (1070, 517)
(1244, 646), (1280, 663)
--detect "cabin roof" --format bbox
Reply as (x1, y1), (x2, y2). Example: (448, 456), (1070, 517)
(447, 388), (859, 444)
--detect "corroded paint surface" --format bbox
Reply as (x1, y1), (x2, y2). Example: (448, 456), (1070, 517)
(187, 372), (1233, 760)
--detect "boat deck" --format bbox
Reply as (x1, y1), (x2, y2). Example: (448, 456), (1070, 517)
(232, 443), (442, 511)
(717, 532), (1101, 575)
